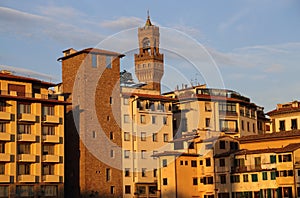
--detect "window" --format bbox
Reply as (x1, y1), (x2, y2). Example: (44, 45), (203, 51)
(152, 116), (156, 124)
(109, 97), (113, 105)
(125, 168), (130, 177)
(219, 158), (225, 167)
(200, 160), (203, 165)
(153, 169), (157, 177)
(110, 150), (114, 158)
(220, 174), (226, 184)
(193, 178), (198, 185)
(162, 159), (167, 167)
(124, 150), (130, 159)
(191, 160), (197, 167)
(243, 174), (248, 182)
(270, 171), (275, 180)
(241, 120), (244, 130)
(106, 168), (111, 181)
(0, 163), (5, 174)
(0, 101), (6, 112)
(219, 140), (225, 149)
(140, 115), (146, 124)
(92, 131), (96, 138)
(123, 98), (129, 105)
(180, 160), (183, 165)
(254, 157), (261, 168)
(205, 118), (210, 127)
(205, 102), (211, 111)
(42, 164), (55, 175)
(42, 145), (54, 155)
(163, 134), (169, 142)
(18, 103), (31, 114)
(106, 56), (112, 69)
(110, 186), (115, 194)
(152, 133), (158, 142)
(278, 154), (292, 162)
(42, 125), (55, 135)
(202, 176), (214, 185)
(279, 120), (285, 131)
(16, 185), (34, 197)
(109, 132), (114, 140)
(292, 119), (298, 130)
(141, 132), (146, 141)
(185, 161), (188, 165)
(247, 122), (250, 132)
(163, 116), (167, 125)
(149, 186), (157, 195)
(141, 150), (146, 159)
(125, 185), (131, 194)
(124, 114), (130, 123)
(230, 175), (240, 183)
(137, 186), (146, 194)
(142, 168), (146, 177)
(0, 142), (4, 153)
(163, 178), (168, 185)
(251, 174), (258, 182)
(18, 164), (30, 175)
(18, 124), (31, 134)
(262, 172), (268, 180)
(92, 54), (97, 67)
(18, 144), (31, 154)
(270, 155), (276, 163)
(205, 158), (211, 167)
(42, 105), (54, 116)
(253, 123), (256, 133)
(40, 185), (57, 197)
(0, 123), (5, 133)
(124, 132), (130, 141)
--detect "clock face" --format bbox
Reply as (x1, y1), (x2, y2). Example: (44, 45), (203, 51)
(142, 38), (150, 49)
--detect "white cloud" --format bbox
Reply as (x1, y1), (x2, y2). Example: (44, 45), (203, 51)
(100, 17), (144, 30)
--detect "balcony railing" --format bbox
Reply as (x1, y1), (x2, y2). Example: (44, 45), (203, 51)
(0, 111), (11, 120)
(42, 175), (60, 182)
(0, 132), (11, 141)
(42, 135), (60, 143)
(231, 164), (270, 173)
(0, 175), (10, 183)
(0, 153), (11, 162)
(42, 155), (60, 163)
(18, 113), (36, 122)
(18, 175), (36, 183)
(17, 134), (36, 142)
(42, 115), (60, 124)
(17, 154), (36, 162)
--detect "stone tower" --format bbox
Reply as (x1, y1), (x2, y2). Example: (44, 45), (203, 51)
(134, 13), (164, 93)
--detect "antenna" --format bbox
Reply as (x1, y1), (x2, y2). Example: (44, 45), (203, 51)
(147, 10), (150, 18)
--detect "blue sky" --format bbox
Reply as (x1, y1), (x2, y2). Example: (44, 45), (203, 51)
(0, 0), (300, 112)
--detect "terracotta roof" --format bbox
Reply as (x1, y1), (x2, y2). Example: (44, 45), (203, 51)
(267, 107), (300, 116)
(151, 151), (200, 157)
(57, 48), (125, 61)
(239, 130), (300, 143)
(122, 92), (176, 101)
(0, 73), (55, 87)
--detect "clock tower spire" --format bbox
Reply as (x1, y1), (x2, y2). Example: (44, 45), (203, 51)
(134, 13), (164, 93)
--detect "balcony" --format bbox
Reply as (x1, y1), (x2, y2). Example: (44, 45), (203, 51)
(42, 175), (60, 182)
(42, 155), (60, 163)
(42, 135), (60, 143)
(18, 113), (36, 122)
(18, 175), (36, 182)
(0, 153), (11, 162)
(0, 175), (10, 183)
(0, 132), (11, 141)
(231, 165), (263, 173)
(17, 134), (36, 142)
(17, 154), (36, 162)
(0, 111), (11, 121)
(42, 115), (60, 124)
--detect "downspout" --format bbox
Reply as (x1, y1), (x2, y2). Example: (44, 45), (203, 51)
(293, 151), (297, 198)
(175, 156), (178, 198)
(131, 96), (138, 183)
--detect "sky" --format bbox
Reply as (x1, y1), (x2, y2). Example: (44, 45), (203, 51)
(0, 0), (300, 112)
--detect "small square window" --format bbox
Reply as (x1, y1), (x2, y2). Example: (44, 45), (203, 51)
(140, 115), (146, 124)
(141, 150), (146, 159)
(193, 178), (198, 185)
(206, 158), (211, 167)
(163, 116), (167, 125)
(124, 150), (130, 158)
(142, 168), (146, 177)
(141, 132), (146, 141)
(163, 178), (168, 185)
(92, 54), (97, 68)
(191, 160), (197, 167)
(110, 186), (115, 194)
(125, 168), (130, 177)
(124, 114), (130, 123)
(152, 116), (156, 124)
(106, 56), (112, 69)
(243, 174), (248, 182)
(152, 133), (158, 142)
(162, 159), (167, 167)
(163, 134), (169, 142)
(125, 185), (131, 194)
(124, 132), (130, 141)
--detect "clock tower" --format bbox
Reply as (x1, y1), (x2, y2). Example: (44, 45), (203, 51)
(134, 13), (164, 93)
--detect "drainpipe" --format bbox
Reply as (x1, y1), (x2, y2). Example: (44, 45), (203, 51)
(131, 96), (138, 183)
(175, 156), (178, 198)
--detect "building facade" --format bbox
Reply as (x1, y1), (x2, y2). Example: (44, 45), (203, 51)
(59, 48), (124, 197)
(0, 71), (65, 197)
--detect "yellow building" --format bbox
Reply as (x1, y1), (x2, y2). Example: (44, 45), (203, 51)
(0, 71), (65, 197)
(267, 100), (300, 132)
(164, 86), (268, 138)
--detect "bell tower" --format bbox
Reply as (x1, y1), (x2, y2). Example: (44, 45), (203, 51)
(134, 12), (164, 93)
